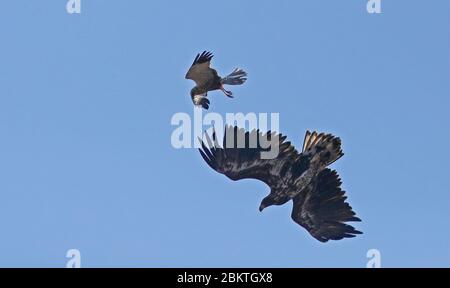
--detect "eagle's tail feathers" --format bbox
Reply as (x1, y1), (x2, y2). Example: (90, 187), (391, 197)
(303, 131), (343, 167)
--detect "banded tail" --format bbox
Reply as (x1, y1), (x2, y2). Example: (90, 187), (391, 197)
(221, 68), (248, 86)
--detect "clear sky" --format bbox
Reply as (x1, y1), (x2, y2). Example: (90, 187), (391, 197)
(0, 1), (449, 267)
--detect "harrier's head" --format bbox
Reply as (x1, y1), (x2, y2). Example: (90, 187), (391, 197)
(190, 87), (201, 97)
(190, 88), (210, 110)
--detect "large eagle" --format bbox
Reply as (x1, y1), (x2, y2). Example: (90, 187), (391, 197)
(198, 126), (362, 242)
(185, 51), (247, 109)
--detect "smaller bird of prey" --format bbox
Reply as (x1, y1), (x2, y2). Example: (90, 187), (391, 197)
(185, 51), (247, 109)
(198, 126), (362, 242)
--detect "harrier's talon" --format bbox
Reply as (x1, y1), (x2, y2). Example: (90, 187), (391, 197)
(221, 87), (234, 98)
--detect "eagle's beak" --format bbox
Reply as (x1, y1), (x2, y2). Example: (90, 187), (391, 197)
(259, 204), (266, 212)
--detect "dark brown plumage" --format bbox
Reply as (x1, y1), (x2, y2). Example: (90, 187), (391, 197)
(198, 126), (362, 242)
(185, 51), (247, 109)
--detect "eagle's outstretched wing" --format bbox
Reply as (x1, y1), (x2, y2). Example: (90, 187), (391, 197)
(198, 126), (298, 188)
(185, 51), (216, 87)
(291, 168), (362, 242)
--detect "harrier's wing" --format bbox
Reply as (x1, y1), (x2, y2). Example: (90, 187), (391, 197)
(291, 168), (362, 242)
(199, 126), (298, 188)
(185, 51), (216, 87)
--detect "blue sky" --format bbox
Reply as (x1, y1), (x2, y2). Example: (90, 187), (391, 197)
(0, 0), (449, 267)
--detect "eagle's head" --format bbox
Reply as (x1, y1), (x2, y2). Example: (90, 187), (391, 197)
(259, 195), (276, 212)
(259, 194), (290, 212)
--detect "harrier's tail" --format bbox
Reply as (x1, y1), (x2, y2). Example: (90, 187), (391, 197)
(221, 68), (247, 85)
(302, 131), (344, 168)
